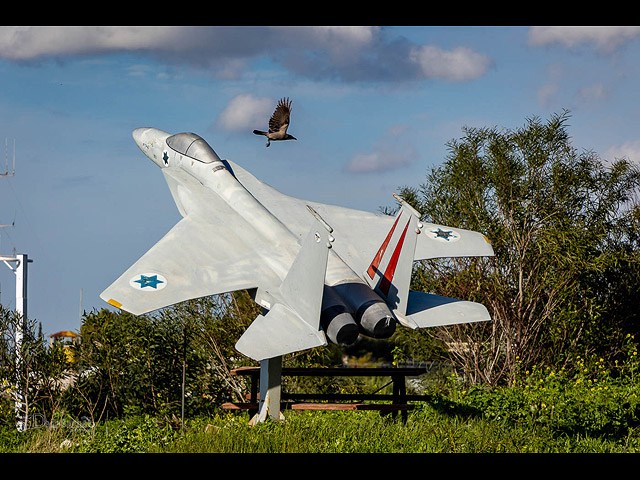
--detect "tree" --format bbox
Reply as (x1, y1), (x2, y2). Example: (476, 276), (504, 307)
(66, 290), (261, 421)
(400, 111), (640, 385)
(0, 306), (69, 429)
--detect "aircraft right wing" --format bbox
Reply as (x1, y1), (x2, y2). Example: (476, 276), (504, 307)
(99, 214), (277, 315)
(100, 168), (280, 316)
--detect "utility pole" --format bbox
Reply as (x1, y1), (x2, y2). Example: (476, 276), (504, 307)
(1, 137), (30, 431)
(1, 253), (32, 431)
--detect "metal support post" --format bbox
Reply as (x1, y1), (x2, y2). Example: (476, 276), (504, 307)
(1, 253), (31, 431)
(250, 355), (284, 424)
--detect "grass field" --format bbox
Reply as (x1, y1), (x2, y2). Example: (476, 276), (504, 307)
(4, 348), (640, 453)
(3, 401), (639, 453)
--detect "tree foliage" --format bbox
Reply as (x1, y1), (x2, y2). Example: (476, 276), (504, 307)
(1, 291), (264, 428)
(66, 291), (261, 421)
(0, 306), (69, 429)
(399, 111), (640, 385)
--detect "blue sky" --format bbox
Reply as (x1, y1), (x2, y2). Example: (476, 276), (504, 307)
(1, 26), (639, 335)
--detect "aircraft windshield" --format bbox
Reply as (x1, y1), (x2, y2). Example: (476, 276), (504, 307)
(166, 132), (221, 164)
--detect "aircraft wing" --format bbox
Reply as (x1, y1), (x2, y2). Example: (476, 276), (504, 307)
(100, 170), (279, 316)
(226, 160), (494, 276)
(413, 221), (494, 261)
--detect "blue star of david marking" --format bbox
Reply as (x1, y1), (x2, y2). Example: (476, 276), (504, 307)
(163, 151), (169, 165)
(134, 274), (164, 289)
(431, 228), (457, 241)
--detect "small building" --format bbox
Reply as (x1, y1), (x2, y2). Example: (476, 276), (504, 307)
(49, 330), (79, 363)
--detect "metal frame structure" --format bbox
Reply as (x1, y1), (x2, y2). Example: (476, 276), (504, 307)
(225, 360), (430, 424)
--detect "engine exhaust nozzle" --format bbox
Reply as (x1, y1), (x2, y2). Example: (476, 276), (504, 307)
(320, 286), (359, 346)
(331, 281), (397, 340)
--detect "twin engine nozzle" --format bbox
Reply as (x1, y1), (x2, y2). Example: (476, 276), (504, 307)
(320, 282), (396, 346)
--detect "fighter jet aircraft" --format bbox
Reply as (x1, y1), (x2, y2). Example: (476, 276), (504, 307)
(100, 128), (495, 361)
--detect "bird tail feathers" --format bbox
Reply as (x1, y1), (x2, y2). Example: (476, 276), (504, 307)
(253, 130), (267, 136)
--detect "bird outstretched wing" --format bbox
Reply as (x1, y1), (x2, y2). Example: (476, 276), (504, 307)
(268, 97), (292, 134)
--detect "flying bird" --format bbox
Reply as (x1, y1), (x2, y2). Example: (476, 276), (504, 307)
(253, 97), (297, 147)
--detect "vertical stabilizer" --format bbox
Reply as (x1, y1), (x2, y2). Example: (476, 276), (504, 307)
(235, 206), (333, 361)
(365, 194), (421, 317)
(279, 206), (334, 329)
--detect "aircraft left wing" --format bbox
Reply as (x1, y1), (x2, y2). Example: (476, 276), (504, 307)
(225, 160), (494, 275)
(100, 214), (277, 316)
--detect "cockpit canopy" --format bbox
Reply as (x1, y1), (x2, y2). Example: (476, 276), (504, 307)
(166, 132), (221, 164)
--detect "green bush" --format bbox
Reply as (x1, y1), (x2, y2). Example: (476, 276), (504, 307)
(456, 336), (640, 439)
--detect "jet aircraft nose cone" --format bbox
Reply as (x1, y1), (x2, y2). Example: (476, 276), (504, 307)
(132, 128), (149, 149)
(131, 128), (172, 168)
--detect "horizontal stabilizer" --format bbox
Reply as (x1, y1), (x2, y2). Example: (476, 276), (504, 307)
(414, 223), (494, 260)
(235, 303), (327, 361)
(398, 290), (491, 329)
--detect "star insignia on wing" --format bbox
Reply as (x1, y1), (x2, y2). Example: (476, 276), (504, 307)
(431, 228), (458, 241)
(134, 274), (164, 289)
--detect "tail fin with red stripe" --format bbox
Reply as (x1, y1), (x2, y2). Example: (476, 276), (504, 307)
(364, 194), (421, 317)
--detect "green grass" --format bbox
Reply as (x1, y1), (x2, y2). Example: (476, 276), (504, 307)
(4, 402), (639, 453)
(4, 345), (640, 453)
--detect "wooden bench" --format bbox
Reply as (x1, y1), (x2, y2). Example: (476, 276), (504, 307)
(222, 366), (429, 422)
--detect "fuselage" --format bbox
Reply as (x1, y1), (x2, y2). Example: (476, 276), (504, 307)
(132, 128), (397, 344)
(134, 128), (297, 279)
(133, 127), (360, 282)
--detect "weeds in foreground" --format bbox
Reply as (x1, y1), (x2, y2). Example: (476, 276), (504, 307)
(452, 336), (640, 443)
(6, 403), (639, 454)
(3, 339), (640, 453)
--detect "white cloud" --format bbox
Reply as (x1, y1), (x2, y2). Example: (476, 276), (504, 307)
(576, 83), (609, 103)
(294, 26), (377, 54)
(0, 26), (183, 60)
(0, 26), (378, 65)
(125, 63), (155, 78)
(213, 58), (247, 80)
(216, 94), (275, 132)
(537, 84), (559, 107)
(345, 125), (417, 174)
(528, 26), (640, 53)
(346, 152), (405, 173)
(604, 140), (640, 166)
(0, 26), (492, 85)
(408, 45), (491, 82)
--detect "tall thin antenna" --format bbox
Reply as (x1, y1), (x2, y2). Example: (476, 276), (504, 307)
(2, 138), (15, 177)
(1, 138), (16, 249)
(1, 137), (30, 431)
